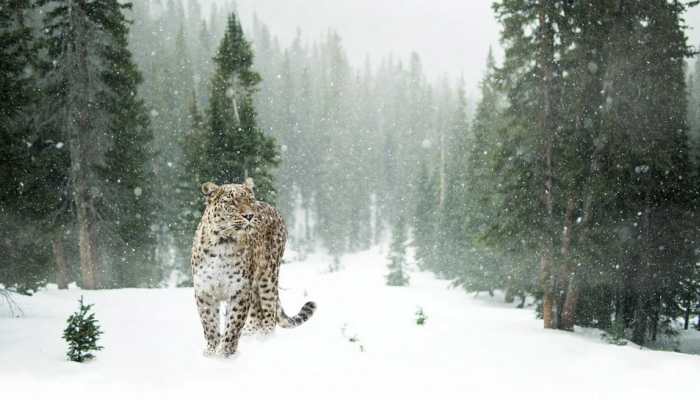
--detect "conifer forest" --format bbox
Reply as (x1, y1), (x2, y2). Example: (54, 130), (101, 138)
(5, 0), (700, 378)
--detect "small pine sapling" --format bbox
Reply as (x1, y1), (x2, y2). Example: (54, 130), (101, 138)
(415, 307), (427, 326)
(63, 297), (104, 362)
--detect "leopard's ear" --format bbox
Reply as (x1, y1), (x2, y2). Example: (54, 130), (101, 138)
(244, 177), (255, 191)
(201, 182), (219, 197)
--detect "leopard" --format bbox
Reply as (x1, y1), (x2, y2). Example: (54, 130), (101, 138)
(190, 179), (316, 357)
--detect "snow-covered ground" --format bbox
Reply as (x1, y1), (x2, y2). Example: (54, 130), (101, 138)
(2, 247), (700, 399)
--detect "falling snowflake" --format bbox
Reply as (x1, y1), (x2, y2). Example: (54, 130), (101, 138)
(587, 62), (599, 74)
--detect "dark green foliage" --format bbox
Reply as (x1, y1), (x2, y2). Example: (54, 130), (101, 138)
(97, 1), (158, 287)
(193, 13), (279, 203)
(0, 0), (72, 292)
(63, 297), (104, 362)
(35, 0), (158, 288)
(386, 216), (409, 286)
(477, 0), (700, 343)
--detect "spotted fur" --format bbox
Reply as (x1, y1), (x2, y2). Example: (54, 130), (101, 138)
(191, 180), (316, 357)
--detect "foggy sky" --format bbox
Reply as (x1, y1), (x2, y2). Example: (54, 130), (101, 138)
(202, 0), (700, 98)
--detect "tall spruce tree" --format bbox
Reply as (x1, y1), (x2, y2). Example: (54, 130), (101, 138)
(455, 49), (519, 297)
(0, 0), (72, 292)
(195, 13), (279, 202)
(40, 0), (155, 288)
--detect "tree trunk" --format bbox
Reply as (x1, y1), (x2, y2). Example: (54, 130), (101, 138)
(541, 252), (554, 329)
(631, 296), (647, 346)
(68, 0), (101, 289)
(651, 304), (659, 342)
(77, 196), (99, 289)
(52, 235), (69, 289)
(684, 299), (691, 330)
(632, 207), (652, 345)
(559, 196), (577, 331)
(561, 283), (579, 331)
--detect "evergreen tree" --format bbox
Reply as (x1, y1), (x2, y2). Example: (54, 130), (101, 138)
(40, 0), (156, 288)
(63, 296), (104, 362)
(194, 13), (279, 202)
(386, 216), (409, 286)
(1, 0), (73, 292)
(456, 48), (527, 299)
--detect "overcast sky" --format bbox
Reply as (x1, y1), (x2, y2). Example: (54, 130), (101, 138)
(206, 0), (700, 98)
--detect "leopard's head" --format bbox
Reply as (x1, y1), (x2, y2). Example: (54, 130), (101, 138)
(201, 178), (257, 237)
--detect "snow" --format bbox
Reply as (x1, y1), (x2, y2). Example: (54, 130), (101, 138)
(2, 247), (699, 399)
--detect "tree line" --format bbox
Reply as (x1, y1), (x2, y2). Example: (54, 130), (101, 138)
(1, 0), (461, 290)
(415, 0), (700, 346)
(5, 0), (699, 348)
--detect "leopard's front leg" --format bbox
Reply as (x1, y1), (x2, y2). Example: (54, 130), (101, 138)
(195, 293), (219, 356)
(221, 285), (252, 357)
(242, 290), (264, 336)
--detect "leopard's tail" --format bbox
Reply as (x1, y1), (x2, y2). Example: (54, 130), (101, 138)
(277, 300), (316, 328)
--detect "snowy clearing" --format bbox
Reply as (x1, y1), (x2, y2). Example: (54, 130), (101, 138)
(2, 247), (699, 399)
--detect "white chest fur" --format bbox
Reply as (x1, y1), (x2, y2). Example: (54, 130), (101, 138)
(193, 242), (249, 301)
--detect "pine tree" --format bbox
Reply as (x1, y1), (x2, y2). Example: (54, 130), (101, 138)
(40, 0), (156, 288)
(0, 0), (72, 292)
(386, 216), (409, 286)
(195, 13), (279, 202)
(456, 48), (524, 298)
(493, 0), (584, 328)
(0, 1), (41, 290)
(63, 296), (104, 362)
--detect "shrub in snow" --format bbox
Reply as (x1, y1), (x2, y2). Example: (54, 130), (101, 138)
(415, 307), (427, 326)
(63, 297), (104, 362)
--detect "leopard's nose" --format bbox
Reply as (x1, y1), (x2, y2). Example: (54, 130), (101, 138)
(243, 213), (254, 222)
